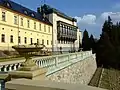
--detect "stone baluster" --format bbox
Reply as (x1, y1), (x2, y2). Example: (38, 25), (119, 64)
(0, 66), (3, 71)
(43, 60), (45, 67)
(48, 59), (51, 67)
(48, 58), (51, 67)
(55, 56), (58, 67)
(9, 65), (13, 71)
(18, 63), (22, 68)
(44, 60), (47, 67)
(46, 59), (48, 67)
(41, 60), (43, 67)
(40, 60), (43, 67)
(13, 64), (17, 71)
(4, 65), (8, 72)
(38, 61), (41, 67)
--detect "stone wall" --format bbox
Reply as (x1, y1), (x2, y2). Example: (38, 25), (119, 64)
(46, 55), (97, 85)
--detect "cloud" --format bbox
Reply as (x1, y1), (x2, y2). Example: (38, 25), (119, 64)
(101, 12), (120, 19)
(75, 14), (96, 25)
(74, 12), (120, 38)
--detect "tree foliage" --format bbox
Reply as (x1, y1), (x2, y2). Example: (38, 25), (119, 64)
(82, 29), (91, 51)
(96, 16), (120, 68)
(82, 16), (120, 68)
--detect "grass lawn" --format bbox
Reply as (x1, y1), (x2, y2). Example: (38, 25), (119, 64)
(99, 68), (120, 90)
(89, 67), (120, 90)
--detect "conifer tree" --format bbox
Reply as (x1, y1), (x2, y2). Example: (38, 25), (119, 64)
(82, 29), (90, 51)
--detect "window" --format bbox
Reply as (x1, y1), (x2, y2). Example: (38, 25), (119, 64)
(1, 34), (5, 42)
(10, 35), (13, 43)
(34, 22), (36, 29)
(30, 38), (33, 44)
(39, 24), (41, 31)
(44, 25), (46, 32)
(27, 20), (30, 28)
(51, 41), (52, 45)
(14, 16), (18, 25)
(24, 10), (28, 14)
(2, 12), (6, 21)
(18, 36), (21, 43)
(7, 2), (10, 7)
(37, 39), (39, 44)
(24, 37), (27, 44)
(47, 40), (49, 45)
(48, 26), (50, 33)
(31, 13), (35, 17)
(21, 18), (23, 26)
(42, 39), (44, 45)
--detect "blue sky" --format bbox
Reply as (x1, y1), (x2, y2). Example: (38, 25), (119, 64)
(13, 0), (120, 38)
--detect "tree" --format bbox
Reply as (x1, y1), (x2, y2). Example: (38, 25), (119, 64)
(89, 34), (95, 53)
(97, 32), (115, 67)
(82, 29), (90, 51)
(102, 16), (113, 39)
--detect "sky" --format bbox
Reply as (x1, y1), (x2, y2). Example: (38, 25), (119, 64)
(13, 0), (120, 38)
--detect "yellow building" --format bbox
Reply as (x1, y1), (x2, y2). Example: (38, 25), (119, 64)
(0, 0), (52, 51)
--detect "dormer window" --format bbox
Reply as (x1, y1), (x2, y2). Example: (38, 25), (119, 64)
(31, 13), (35, 17)
(7, 2), (10, 7)
(3, 1), (11, 8)
(24, 10), (28, 14)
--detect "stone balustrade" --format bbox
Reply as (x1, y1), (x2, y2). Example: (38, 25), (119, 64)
(33, 50), (93, 75)
(0, 60), (25, 72)
(0, 51), (93, 75)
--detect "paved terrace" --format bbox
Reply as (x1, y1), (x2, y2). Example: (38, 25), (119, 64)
(6, 79), (107, 90)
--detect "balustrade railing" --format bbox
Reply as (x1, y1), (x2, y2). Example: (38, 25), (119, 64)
(33, 50), (94, 75)
(0, 60), (24, 72)
(0, 51), (94, 75)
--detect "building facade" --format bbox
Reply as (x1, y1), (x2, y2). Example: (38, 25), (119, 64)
(38, 4), (82, 53)
(0, 0), (52, 51)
